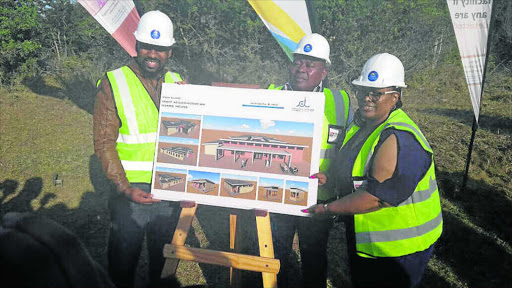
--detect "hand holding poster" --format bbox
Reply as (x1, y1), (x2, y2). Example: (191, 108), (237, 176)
(78, 0), (139, 57)
(152, 85), (325, 216)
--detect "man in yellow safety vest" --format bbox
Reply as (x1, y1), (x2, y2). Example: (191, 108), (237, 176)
(93, 10), (184, 288)
(268, 33), (352, 288)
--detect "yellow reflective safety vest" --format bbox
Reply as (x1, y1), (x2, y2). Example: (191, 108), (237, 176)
(269, 85), (351, 201)
(341, 109), (443, 258)
(103, 66), (182, 183)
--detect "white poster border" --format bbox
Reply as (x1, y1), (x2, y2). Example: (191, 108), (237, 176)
(151, 84), (325, 216)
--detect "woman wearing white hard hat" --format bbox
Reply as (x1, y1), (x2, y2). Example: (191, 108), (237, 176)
(305, 53), (443, 287)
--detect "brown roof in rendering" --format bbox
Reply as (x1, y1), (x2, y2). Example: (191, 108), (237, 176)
(159, 174), (182, 183)
(161, 146), (193, 154)
(162, 120), (196, 129)
(217, 135), (308, 148)
(224, 178), (253, 186)
(191, 178), (215, 184)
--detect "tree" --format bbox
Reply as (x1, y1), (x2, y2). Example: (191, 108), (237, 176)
(0, 0), (42, 84)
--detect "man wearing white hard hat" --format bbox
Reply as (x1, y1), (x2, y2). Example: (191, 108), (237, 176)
(93, 10), (185, 288)
(305, 53), (442, 287)
(268, 33), (352, 288)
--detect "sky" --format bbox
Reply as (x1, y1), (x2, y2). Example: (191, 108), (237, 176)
(202, 115), (314, 137)
(161, 112), (201, 120)
(155, 167), (187, 174)
(159, 136), (199, 144)
(259, 177), (284, 187)
(221, 173), (258, 182)
(285, 180), (308, 190)
(187, 170), (221, 183)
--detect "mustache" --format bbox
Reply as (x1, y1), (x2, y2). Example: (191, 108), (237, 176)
(144, 57), (161, 63)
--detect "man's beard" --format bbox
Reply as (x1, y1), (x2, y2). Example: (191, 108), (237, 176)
(137, 57), (166, 79)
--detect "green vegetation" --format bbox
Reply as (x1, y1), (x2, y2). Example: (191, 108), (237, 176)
(0, 0), (511, 287)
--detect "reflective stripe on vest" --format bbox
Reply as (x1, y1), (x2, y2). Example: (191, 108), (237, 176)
(107, 66), (182, 183)
(269, 85), (351, 200)
(343, 109), (443, 257)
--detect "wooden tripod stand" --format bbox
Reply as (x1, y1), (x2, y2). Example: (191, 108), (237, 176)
(161, 202), (280, 288)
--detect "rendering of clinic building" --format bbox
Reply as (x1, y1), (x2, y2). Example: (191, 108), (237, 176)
(203, 135), (308, 168)
(289, 187), (307, 202)
(162, 120), (196, 135)
(190, 179), (216, 193)
(223, 178), (254, 196)
(160, 146), (194, 161)
(158, 174), (183, 189)
(262, 186), (280, 200)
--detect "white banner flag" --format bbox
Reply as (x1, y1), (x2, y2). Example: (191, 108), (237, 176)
(78, 0), (139, 57)
(447, 0), (493, 122)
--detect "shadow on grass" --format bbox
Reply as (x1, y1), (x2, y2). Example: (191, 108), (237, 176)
(0, 177), (43, 216)
(420, 108), (512, 136)
(438, 170), (512, 244)
(0, 175), (110, 269)
(22, 73), (97, 114)
(433, 170), (512, 287)
(191, 205), (267, 288)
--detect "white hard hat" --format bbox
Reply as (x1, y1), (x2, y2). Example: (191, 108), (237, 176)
(293, 33), (331, 64)
(352, 53), (407, 88)
(134, 10), (175, 47)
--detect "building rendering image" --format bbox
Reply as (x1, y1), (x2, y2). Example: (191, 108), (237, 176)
(289, 187), (307, 202)
(203, 135), (308, 169)
(162, 120), (196, 135)
(223, 178), (255, 196)
(262, 186), (280, 201)
(160, 146), (194, 161)
(158, 174), (184, 189)
(190, 179), (216, 193)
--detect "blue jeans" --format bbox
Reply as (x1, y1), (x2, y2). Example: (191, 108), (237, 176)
(271, 213), (333, 288)
(107, 183), (179, 288)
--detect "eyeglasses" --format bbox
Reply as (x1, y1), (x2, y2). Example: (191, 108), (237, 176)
(355, 88), (398, 101)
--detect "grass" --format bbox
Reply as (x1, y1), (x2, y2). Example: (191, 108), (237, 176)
(0, 63), (511, 287)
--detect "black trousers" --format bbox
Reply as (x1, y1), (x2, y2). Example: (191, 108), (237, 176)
(107, 183), (179, 288)
(271, 213), (333, 288)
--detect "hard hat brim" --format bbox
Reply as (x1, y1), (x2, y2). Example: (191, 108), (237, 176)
(292, 52), (331, 65)
(134, 33), (175, 47)
(352, 78), (407, 88)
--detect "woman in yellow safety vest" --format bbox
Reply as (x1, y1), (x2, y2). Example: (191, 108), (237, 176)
(305, 53), (442, 288)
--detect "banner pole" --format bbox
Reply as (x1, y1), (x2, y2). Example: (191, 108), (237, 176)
(458, 0), (496, 197)
(459, 117), (478, 197)
(305, 0), (319, 33)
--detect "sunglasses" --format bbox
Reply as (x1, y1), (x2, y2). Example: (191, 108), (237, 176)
(355, 88), (398, 101)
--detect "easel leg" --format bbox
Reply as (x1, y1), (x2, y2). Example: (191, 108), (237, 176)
(161, 203), (197, 278)
(256, 211), (277, 288)
(230, 213), (242, 288)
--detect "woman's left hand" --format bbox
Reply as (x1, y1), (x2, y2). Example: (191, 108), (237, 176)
(310, 172), (327, 186)
(302, 204), (330, 218)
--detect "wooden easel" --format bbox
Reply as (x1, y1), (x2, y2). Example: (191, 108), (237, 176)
(161, 202), (279, 288)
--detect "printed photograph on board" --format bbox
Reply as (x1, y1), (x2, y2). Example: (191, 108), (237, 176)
(153, 167), (187, 192)
(220, 173), (258, 200)
(257, 177), (284, 203)
(186, 170), (220, 196)
(159, 112), (201, 139)
(199, 115), (314, 177)
(157, 137), (199, 166)
(284, 180), (309, 206)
